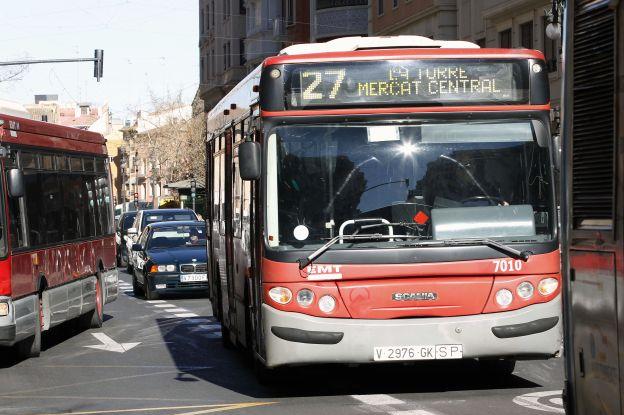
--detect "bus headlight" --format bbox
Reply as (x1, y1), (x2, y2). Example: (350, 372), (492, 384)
(495, 289), (513, 307)
(296, 289), (314, 307)
(268, 287), (292, 304)
(318, 295), (336, 313)
(516, 282), (534, 299)
(538, 278), (559, 296)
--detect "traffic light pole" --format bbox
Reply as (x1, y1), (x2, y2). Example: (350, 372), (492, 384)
(0, 49), (104, 81)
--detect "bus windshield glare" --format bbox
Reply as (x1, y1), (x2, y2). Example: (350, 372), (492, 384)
(266, 121), (554, 250)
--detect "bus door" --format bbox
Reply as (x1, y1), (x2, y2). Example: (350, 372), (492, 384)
(228, 121), (250, 346)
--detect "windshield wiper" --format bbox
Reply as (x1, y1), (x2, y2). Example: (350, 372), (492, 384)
(297, 233), (422, 270)
(399, 238), (531, 261)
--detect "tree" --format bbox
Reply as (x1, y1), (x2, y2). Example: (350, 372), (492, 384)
(0, 65), (27, 83)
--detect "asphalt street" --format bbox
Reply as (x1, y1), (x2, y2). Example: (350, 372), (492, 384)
(0, 270), (565, 415)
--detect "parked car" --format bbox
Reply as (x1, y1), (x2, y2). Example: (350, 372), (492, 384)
(131, 221), (208, 300)
(115, 211), (138, 267)
(126, 208), (198, 273)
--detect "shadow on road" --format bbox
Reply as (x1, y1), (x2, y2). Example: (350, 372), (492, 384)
(155, 314), (542, 399)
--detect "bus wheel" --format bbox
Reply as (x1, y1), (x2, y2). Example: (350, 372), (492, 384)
(16, 296), (42, 359)
(479, 359), (516, 376)
(80, 275), (104, 329)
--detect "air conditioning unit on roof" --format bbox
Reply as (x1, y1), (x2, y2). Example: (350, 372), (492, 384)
(279, 36), (480, 55)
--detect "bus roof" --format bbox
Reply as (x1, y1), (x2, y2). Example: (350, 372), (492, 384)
(0, 113), (107, 155)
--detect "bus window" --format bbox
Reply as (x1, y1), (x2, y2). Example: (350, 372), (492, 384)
(40, 173), (63, 244)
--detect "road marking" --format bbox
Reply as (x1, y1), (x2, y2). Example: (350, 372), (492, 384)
(153, 304), (177, 308)
(390, 411), (435, 415)
(175, 312), (200, 317)
(146, 300), (166, 304)
(352, 394), (405, 405)
(161, 308), (188, 313)
(29, 402), (275, 415)
(84, 333), (140, 353)
(513, 390), (564, 413)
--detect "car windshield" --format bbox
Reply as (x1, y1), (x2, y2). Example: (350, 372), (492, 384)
(147, 225), (207, 249)
(266, 121), (554, 251)
(142, 211), (196, 228)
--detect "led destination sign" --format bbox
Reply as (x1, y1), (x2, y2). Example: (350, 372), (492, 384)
(285, 60), (528, 108)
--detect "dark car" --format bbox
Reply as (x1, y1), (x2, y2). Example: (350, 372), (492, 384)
(126, 208), (198, 274)
(131, 221), (208, 300)
(115, 211), (138, 267)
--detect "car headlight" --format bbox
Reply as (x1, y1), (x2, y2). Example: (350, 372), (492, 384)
(150, 264), (176, 273)
(495, 289), (513, 307)
(538, 278), (559, 296)
(268, 287), (292, 304)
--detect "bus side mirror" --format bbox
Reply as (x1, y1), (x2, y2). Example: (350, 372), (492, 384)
(552, 135), (561, 171)
(7, 169), (24, 198)
(239, 141), (261, 181)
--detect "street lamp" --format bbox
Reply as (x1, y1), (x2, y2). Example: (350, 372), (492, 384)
(190, 177), (197, 212)
(120, 147), (127, 204)
(546, 0), (562, 40)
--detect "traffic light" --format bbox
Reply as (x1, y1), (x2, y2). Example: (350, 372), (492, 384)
(94, 49), (104, 82)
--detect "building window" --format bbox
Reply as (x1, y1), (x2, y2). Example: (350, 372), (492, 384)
(200, 8), (205, 33)
(378, 0), (384, 15)
(41, 114), (48, 122)
(206, 4), (210, 30)
(475, 37), (486, 48)
(211, 49), (215, 78)
(240, 39), (246, 65)
(499, 28), (512, 48)
(223, 44), (227, 70)
(285, 0), (294, 25)
(520, 21), (533, 48)
(227, 42), (231, 68)
(392, 0), (398, 8)
(239, 0), (246, 14)
(211, 0), (215, 26)
(223, 0), (229, 18)
(543, 16), (558, 72)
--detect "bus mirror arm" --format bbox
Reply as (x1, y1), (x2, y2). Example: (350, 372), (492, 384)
(239, 141), (261, 181)
(7, 169), (24, 198)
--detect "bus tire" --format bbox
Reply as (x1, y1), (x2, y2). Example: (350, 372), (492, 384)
(479, 359), (516, 376)
(16, 296), (42, 359)
(80, 275), (104, 329)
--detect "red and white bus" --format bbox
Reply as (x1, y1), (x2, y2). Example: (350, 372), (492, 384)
(0, 113), (118, 359)
(206, 36), (561, 374)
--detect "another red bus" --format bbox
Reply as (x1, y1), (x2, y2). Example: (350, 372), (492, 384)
(0, 114), (118, 359)
(561, 1), (623, 413)
(206, 37), (561, 374)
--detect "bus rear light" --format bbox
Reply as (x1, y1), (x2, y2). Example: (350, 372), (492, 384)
(495, 289), (513, 307)
(318, 295), (336, 313)
(296, 289), (314, 307)
(538, 278), (559, 296)
(516, 282), (534, 299)
(268, 287), (292, 304)
(0, 302), (8, 317)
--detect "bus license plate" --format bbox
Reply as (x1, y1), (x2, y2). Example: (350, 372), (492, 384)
(180, 273), (208, 282)
(373, 345), (463, 361)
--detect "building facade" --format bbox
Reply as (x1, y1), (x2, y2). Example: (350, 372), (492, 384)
(199, 0), (248, 112)
(244, 0), (283, 70)
(311, 0), (369, 41)
(370, 0), (562, 130)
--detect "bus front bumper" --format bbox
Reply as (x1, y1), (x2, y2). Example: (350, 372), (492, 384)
(262, 295), (562, 368)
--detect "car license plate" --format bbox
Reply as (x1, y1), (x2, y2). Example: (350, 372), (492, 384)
(180, 273), (208, 282)
(373, 344), (463, 361)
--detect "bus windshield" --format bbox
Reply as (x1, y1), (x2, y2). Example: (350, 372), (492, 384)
(266, 121), (554, 251)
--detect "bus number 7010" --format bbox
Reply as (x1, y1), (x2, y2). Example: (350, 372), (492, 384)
(493, 259), (523, 272)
